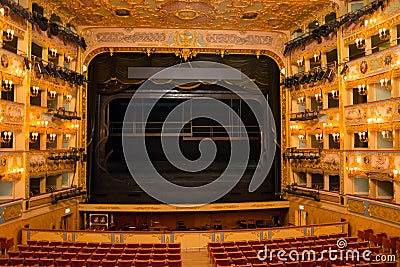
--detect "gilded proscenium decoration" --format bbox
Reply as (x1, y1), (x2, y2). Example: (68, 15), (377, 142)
(35, 0), (335, 32)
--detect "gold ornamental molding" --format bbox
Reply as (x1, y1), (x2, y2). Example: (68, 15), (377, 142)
(79, 201), (289, 213)
(368, 204), (400, 225)
(80, 28), (287, 69)
(3, 203), (22, 221)
(347, 199), (366, 214)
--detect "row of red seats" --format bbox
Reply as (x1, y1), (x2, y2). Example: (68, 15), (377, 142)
(6, 251), (181, 260)
(16, 245), (180, 254)
(0, 257), (183, 267)
(211, 260), (397, 267)
(358, 229), (399, 254)
(25, 240), (180, 249)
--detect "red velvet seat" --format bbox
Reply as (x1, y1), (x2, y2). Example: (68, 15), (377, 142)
(167, 248), (180, 254)
(42, 245), (55, 252)
(34, 251), (48, 259)
(77, 252), (92, 260)
(167, 259), (182, 267)
(86, 259), (101, 267)
(17, 245), (29, 251)
(91, 253), (106, 260)
(70, 259), (86, 267)
(106, 253), (121, 260)
(121, 254), (136, 260)
(74, 242), (87, 248)
(40, 258), (55, 266)
(151, 260), (167, 267)
(109, 248), (123, 254)
(231, 257), (247, 265)
(135, 254), (151, 261)
(102, 260), (117, 267)
(140, 244), (153, 249)
(112, 243), (126, 248)
(7, 251), (20, 257)
(48, 251), (62, 259)
(117, 259), (133, 267)
(25, 258), (40, 267)
(55, 258), (70, 267)
(38, 240), (49, 246)
(152, 254), (166, 260)
(126, 243), (139, 249)
(100, 242), (113, 248)
(301, 261), (316, 267)
(133, 259), (150, 267)
(21, 251), (35, 258)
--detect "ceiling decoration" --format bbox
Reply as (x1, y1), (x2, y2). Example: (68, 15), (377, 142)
(35, 0), (336, 31)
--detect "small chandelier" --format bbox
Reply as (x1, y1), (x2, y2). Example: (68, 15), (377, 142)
(297, 57), (304, 67)
(3, 29), (14, 41)
(48, 90), (57, 99)
(315, 133), (323, 143)
(332, 133), (340, 143)
(2, 79), (13, 91)
(298, 134), (305, 141)
(47, 133), (56, 143)
(358, 131), (369, 142)
(49, 48), (58, 58)
(313, 52), (321, 63)
(331, 90), (339, 100)
(364, 18), (376, 27)
(0, 131), (12, 143)
(31, 86), (39, 97)
(380, 78), (391, 89)
(381, 130), (393, 141)
(355, 38), (366, 49)
(30, 132), (39, 143)
(36, 120), (48, 127)
(297, 96), (305, 105)
(64, 55), (73, 63)
(357, 84), (367, 95)
(64, 133), (71, 141)
(64, 93), (72, 103)
(315, 92), (322, 103)
(378, 28), (390, 40)
(391, 169), (400, 179)
(71, 123), (79, 130)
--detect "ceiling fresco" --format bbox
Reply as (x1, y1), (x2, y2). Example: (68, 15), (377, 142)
(35, 0), (337, 32)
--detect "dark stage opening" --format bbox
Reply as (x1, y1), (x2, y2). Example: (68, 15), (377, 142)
(87, 53), (281, 204)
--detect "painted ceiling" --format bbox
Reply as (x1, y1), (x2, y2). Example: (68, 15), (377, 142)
(36, 0), (337, 32)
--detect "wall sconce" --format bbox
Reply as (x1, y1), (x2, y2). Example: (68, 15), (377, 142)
(3, 29), (14, 41)
(64, 55), (73, 63)
(298, 134), (305, 141)
(357, 84), (367, 95)
(64, 94), (72, 102)
(347, 166), (361, 176)
(297, 96), (305, 105)
(381, 130), (394, 141)
(367, 117), (382, 124)
(47, 133), (56, 143)
(215, 49), (229, 58)
(332, 133), (340, 143)
(64, 133), (71, 142)
(297, 57), (304, 67)
(9, 167), (24, 178)
(48, 90), (57, 99)
(49, 48), (58, 58)
(378, 28), (390, 40)
(0, 7), (10, 17)
(380, 78), (391, 89)
(364, 18), (376, 27)
(0, 131), (12, 143)
(314, 92), (322, 103)
(315, 132), (323, 143)
(355, 38), (366, 49)
(313, 52), (321, 63)
(31, 86), (39, 97)
(30, 132), (39, 143)
(358, 131), (369, 142)
(331, 90), (339, 100)
(36, 120), (48, 127)
(391, 169), (400, 179)
(2, 79), (13, 91)
(71, 123), (79, 130)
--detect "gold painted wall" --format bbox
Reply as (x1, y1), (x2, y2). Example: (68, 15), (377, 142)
(0, 199), (79, 246)
(288, 198), (400, 237)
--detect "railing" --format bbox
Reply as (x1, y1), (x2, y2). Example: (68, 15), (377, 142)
(22, 221), (348, 250)
(346, 195), (400, 226)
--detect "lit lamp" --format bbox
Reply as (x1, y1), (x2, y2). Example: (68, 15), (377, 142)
(31, 86), (39, 97)
(315, 132), (323, 143)
(357, 84), (367, 95)
(381, 130), (393, 141)
(49, 48), (58, 58)
(48, 90), (57, 99)
(29, 132), (39, 143)
(298, 134), (305, 141)
(36, 120), (48, 127)
(297, 57), (304, 67)
(313, 52), (321, 63)
(297, 96), (305, 105)
(332, 132), (340, 143)
(347, 166), (360, 176)
(364, 18), (377, 27)
(47, 133), (56, 143)
(0, 131), (12, 143)
(315, 92), (322, 103)
(391, 169), (400, 179)
(380, 78), (391, 89)
(331, 90), (339, 100)
(2, 79), (13, 91)
(64, 55), (73, 63)
(378, 28), (390, 40)
(358, 131), (369, 142)
(64, 133), (71, 141)
(355, 38), (366, 49)
(3, 29), (14, 41)
(64, 94), (72, 102)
